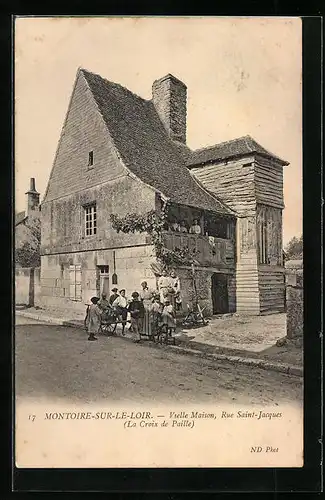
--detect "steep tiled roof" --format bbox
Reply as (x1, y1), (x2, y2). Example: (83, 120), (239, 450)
(187, 135), (289, 167)
(81, 69), (234, 216)
(15, 211), (26, 226)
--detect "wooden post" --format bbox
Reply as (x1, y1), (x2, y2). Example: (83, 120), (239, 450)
(199, 214), (204, 235)
(191, 263), (198, 308)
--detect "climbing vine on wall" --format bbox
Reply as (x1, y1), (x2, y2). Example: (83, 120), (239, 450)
(110, 204), (199, 269)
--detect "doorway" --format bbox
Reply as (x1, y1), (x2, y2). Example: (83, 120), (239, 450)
(211, 273), (229, 314)
(96, 265), (110, 297)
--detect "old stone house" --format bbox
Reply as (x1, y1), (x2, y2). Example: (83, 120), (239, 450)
(15, 178), (41, 267)
(40, 68), (288, 316)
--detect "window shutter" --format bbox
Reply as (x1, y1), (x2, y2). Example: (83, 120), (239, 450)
(69, 265), (76, 300)
(75, 265), (82, 301)
(69, 265), (82, 301)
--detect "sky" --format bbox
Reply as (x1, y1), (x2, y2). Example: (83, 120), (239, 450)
(15, 17), (302, 245)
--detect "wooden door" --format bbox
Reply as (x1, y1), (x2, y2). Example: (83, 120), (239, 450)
(211, 273), (229, 314)
(100, 276), (110, 296)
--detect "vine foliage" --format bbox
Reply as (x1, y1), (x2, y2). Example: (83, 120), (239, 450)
(110, 205), (199, 269)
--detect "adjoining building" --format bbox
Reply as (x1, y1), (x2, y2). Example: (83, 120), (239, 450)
(15, 177), (41, 268)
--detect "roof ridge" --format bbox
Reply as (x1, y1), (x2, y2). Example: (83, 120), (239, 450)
(80, 68), (150, 105)
(244, 135), (255, 152)
(193, 135), (251, 153)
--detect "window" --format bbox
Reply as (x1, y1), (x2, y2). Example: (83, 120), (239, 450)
(84, 204), (97, 236)
(98, 265), (109, 274)
(88, 151), (94, 168)
(69, 264), (82, 301)
(97, 265), (109, 296)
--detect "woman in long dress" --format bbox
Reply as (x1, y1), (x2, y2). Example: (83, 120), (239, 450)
(150, 295), (163, 335)
(169, 269), (181, 311)
(140, 281), (155, 336)
(85, 296), (102, 341)
(158, 270), (172, 304)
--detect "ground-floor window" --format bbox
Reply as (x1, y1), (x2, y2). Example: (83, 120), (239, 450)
(69, 264), (82, 301)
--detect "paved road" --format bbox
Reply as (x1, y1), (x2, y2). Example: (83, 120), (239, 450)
(15, 316), (303, 405)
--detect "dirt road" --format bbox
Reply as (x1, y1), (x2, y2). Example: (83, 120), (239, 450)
(15, 316), (303, 406)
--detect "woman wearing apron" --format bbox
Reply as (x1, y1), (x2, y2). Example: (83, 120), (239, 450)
(140, 281), (155, 336)
(158, 270), (172, 304)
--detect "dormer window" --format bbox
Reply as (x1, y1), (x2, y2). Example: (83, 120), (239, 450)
(88, 151), (94, 168)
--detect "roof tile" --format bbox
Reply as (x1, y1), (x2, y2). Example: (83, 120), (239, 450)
(187, 135), (289, 167)
(82, 69), (233, 216)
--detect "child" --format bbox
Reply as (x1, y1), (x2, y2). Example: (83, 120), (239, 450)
(150, 295), (163, 335)
(127, 292), (145, 342)
(161, 299), (176, 329)
(85, 296), (102, 341)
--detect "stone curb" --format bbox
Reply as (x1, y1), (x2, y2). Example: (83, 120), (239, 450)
(16, 310), (303, 378)
(15, 310), (67, 325)
(168, 346), (303, 378)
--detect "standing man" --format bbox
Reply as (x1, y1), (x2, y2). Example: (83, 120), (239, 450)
(170, 270), (182, 311)
(109, 288), (119, 305)
(127, 292), (145, 342)
(112, 289), (128, 335)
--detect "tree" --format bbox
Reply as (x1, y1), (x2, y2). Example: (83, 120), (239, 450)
(15, 218), (41, 267)
(15, 240), (41, 267)
(285, 235), (303, 260)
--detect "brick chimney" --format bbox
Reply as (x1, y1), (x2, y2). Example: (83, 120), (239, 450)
(152, 74), (187, 144)
(25, 177), (40, 216)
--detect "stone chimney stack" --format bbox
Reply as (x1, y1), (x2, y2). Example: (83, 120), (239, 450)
(25, 177), (40, 216)
(152, 74), (187, 144)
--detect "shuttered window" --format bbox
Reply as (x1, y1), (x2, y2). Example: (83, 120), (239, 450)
(69, 265), (82, 301)
(84, 204), (97, 236)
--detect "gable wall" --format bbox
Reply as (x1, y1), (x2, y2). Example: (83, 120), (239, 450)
(254, 156), (284, 208)
(191, 156), (256, 216)
(44, 72), (125, 203)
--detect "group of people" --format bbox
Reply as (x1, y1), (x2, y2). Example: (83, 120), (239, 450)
(168, 219), (202, 235)
(85, 271), (182, 342)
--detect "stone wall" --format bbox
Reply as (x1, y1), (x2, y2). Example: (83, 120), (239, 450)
(175, 267), (235, 317)
(40, 246), (157, 314)
(15, 267), (41, 306)
(285, 259), (303, 339)
(41, 175), (156, 255)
